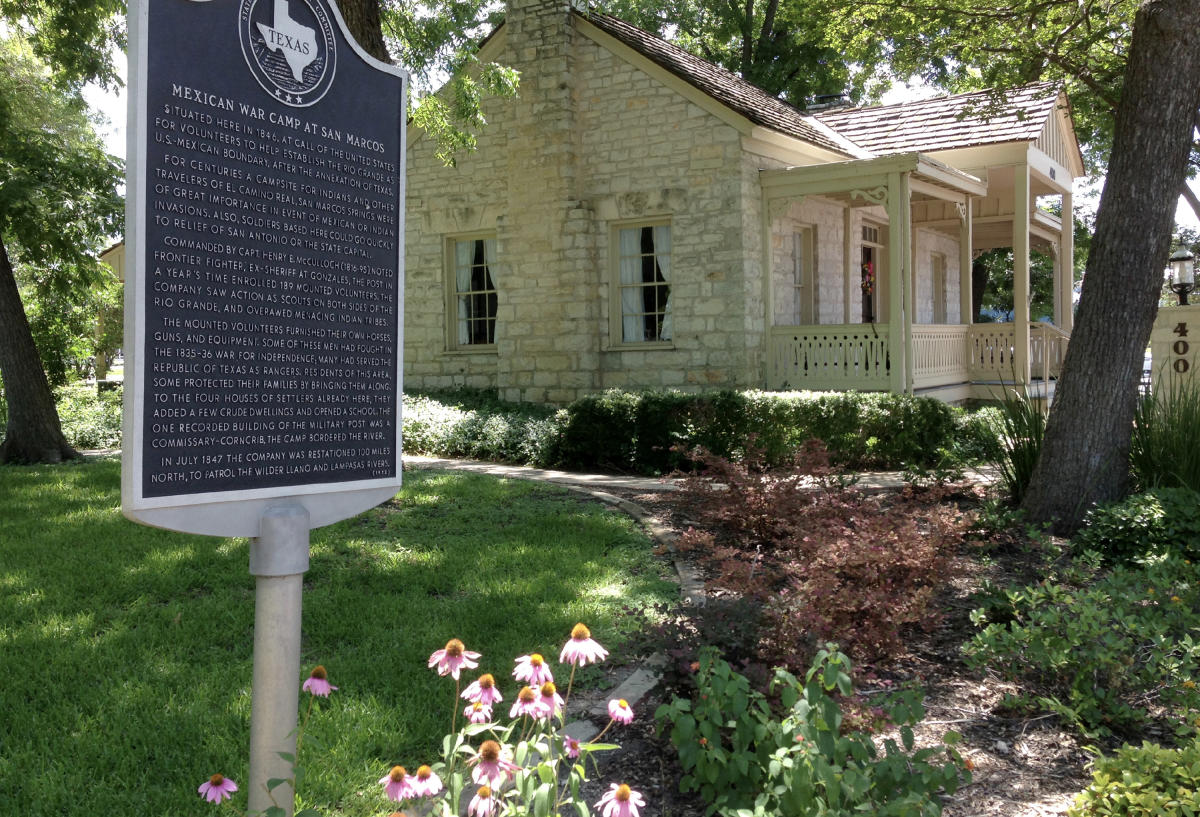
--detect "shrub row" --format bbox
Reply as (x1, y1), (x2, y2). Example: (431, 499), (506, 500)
(5, 385), (999, 474)
(406, 388), (996, 474)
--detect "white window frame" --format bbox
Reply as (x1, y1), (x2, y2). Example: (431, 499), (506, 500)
(792, 227), (817, 324)
(445, 233), (498, 351)
(610, 220), (673, 348)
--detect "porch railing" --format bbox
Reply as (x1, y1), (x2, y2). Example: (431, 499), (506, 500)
(967, 323), (1069, 382)
(768, 322), (1069, 392)
(912, 325), (970, 388)
(767, 324), (890, 391)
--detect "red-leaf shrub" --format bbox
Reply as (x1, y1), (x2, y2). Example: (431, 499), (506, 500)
(676, 442), (969, 664)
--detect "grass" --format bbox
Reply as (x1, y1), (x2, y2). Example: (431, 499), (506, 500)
(0, 457), (675, 816)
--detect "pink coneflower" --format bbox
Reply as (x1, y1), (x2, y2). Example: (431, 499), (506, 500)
(379, 765), (414, 802)
(464, 701), (493, 724)
(428, 638), (481, 680)
(468, 785), (498, 817)
(537, 682), (565, 718)
(198, 773), (238, 804)
(410, 765), (443, 797)
(513, 653), (554, 685)
(608, 698), (634, 724)
(301, 665), (337, 697)
(559, 623), (608, 666)
(564, 736), (581, 758)
(596, 783), (645, 817)
(509, 685), (550, 719)
(469, 740), (520, 786)
(461, 673), (504, 705)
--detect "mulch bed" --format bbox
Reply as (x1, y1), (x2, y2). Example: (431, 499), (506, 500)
(588, 483), (1098, 817)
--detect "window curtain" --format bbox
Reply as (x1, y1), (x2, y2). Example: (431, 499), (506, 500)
(455, 240), (472, 345)
(654, 225), (671, 341)
(483, 238), (497, 289)
(619, 228), (642, 342)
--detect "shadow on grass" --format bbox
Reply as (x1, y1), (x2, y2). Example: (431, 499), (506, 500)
(0, 461), (674, 817)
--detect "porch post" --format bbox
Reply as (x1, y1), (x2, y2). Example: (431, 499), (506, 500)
(1058, 190), (1074, 332)
(761, 190), (775, 388)
(1014, 162), (1032, 385)
(886, 171), (908, 393)
(959, 199), (973, 324)
(905, 188), (916, 393)
(843, 205), (854, 324)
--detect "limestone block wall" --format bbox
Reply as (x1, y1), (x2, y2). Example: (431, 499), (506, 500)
(568, 21), (754, 393)
(769, 196), (847, 326)
(913, 228), (962, 324)
(404, 83), (510, 391)
(403, 5), (760, 402)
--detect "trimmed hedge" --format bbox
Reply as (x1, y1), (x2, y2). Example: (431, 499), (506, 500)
(404, 387), (991, 474)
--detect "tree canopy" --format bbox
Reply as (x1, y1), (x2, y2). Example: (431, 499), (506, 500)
(596, 0), (885, 107)
(0, 33), (123, 462)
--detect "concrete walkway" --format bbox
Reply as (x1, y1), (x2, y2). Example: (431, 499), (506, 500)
(403, 454), (999, 493)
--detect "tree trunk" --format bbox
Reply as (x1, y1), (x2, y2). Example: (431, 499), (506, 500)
(971, 257), (988, 322)
(0, 237), (78, 464)
(335, 0), (390, 62)
(1022, 0), (1200, 533)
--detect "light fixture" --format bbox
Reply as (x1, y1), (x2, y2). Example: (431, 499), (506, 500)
(1170, 248), (1196, 305)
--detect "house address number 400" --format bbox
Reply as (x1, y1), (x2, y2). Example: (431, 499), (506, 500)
(1174, 323), (1191, 373)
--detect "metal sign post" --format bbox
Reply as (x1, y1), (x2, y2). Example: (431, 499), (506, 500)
(125, 2), (407, 813)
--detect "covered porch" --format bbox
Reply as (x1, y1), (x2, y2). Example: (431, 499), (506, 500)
(760, 150), (1075, 400)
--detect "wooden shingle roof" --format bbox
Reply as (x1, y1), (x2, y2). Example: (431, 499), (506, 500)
(815, 83), (1064, 154)
(581, 12), (854, 157)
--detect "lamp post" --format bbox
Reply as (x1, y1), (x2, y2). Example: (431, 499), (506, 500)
(1170, 249), (1196, 305)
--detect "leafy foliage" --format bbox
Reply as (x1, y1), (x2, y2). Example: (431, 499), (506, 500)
(964, 554), (1200, 737)
(825, 0), (1135, 172)
(1068, 739), (1200, 816)
(402, 389), (560, 464)
(548, 388), (963, 473)
(596, 0), (885, 108)
(379, 0), (519, 164)
(992, 388), (1047, 505)
(54, 382), (121, 449)
(655, 646), (969, 816)
(0, 36), (122, 270)
(1131, 379), (1200, 494)
(1075, 488), (1200, 565)
(403, 388), (988, 474)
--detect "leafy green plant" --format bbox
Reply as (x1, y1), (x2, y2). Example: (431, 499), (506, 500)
(54, 382), (122, 448)
(964, 555), (1200, 737)
(1069, 739), (1200, 816)
(992, 387), (1047, 504)
(1075, 487), (1200, 564)
(656, 646), (969, 816)
(1131, 377), (1200, 493)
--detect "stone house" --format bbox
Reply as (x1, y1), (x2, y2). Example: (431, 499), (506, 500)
(404, 0), (1084, 405)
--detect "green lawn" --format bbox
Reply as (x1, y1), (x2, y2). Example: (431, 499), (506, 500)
(0, 458), (674, 815)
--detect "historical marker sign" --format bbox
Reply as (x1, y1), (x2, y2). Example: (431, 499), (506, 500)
(123, 0), (407, 536)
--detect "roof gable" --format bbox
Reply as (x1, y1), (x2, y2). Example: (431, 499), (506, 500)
(580, 12), (853, 157)
(815, 83), (1069, 156)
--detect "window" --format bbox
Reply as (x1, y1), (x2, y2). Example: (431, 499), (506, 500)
(931, 253), (947, 324)
(615, 223), (671, 343)
(860, 224), (883, 324)
(449, 236), (497, 347)
(792, 228), (816, 324)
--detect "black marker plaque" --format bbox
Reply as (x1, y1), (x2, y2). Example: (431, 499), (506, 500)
(136, 0), (404, 499)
